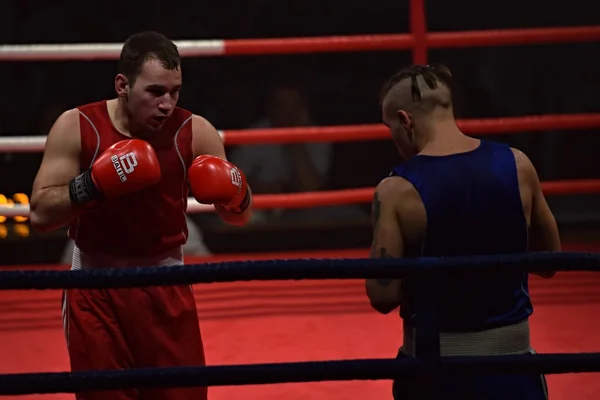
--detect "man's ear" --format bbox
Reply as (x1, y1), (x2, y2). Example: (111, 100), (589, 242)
(115, 74), (129, 98)
(396, 110), (411, 129)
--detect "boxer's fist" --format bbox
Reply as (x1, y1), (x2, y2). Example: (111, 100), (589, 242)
(91, 139), (161, 198)
(69, 139), (161, 205)
(188, 155), (249, 211)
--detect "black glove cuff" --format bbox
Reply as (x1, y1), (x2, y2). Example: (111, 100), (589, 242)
(230, 189), (251, 214)
(69, 170), (102, 206)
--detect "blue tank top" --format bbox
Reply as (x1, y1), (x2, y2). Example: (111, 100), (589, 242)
(390, 139), (532, 332)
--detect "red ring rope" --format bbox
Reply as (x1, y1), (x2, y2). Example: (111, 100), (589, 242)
(222, 114), (600, 145)
(0, 179), (597, 219)
(6, 240), (600, 271)
(410, 0), (428, 64)
(248, 180), (600, 210)
(222, 26), (600, 55)
(0, 113), (597, 152)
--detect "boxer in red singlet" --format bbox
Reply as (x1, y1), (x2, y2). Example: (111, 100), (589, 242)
(29, 31), (252, 400)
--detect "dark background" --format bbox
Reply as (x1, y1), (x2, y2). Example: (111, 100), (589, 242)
(1, 0), (599, 265)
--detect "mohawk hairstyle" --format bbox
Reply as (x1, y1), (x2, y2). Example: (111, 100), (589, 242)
(379, 63), (453, 109)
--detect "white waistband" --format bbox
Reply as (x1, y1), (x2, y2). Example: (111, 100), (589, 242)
(402, 319), (531, 357)
(71, 244), (184, 270)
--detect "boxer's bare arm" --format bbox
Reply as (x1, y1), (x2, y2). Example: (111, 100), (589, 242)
(191, 115), (253, 226)
(30, 109), (83, 232)
(366, 177), (406, 314)
(514, 148), (560, 278)
(191, 115), (227, 160)
(526, 159), (560, 277)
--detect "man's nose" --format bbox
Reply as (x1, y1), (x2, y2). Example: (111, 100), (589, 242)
(158, 100), (174, 113)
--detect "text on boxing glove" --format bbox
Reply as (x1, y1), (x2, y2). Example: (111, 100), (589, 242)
(112, 152), (138, 182)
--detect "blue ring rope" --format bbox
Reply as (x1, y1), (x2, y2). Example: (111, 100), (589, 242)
(1, 353), (600, 395)
(1, 252), (599, 290)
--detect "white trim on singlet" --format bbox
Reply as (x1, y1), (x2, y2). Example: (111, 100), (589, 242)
(61, 291), (69, 347)
(174, 115), (193, 243)
(78, 110), (102, 166)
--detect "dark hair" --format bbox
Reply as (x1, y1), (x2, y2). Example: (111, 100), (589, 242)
(118, 31), (181, 86)
(379, 63), (453, 105)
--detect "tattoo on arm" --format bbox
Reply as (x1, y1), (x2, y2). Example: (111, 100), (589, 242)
(370, 192), (394, 259)
(379, 248), (393, 258)
(370, 190), (398, 286)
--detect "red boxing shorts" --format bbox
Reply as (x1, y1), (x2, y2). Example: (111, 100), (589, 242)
(62, 284), (207, 400)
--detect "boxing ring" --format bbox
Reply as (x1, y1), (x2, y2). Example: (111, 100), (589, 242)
(2, 0), (600, 398)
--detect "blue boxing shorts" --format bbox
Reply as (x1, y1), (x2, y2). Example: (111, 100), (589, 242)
(392, 349), (548, 400)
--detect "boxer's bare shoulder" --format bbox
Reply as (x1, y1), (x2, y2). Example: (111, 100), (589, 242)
(32, 109), (82, 196)
(45, 108), (82, 151)
(511, 147), (537, 187)
(366, 176), (416, 314)
(30, 108), (84, 231)
(191, 114), (226, 159)
(370, 176), (425, 260)
(510, 147), (560, 275)
(510, 147), (536, 223)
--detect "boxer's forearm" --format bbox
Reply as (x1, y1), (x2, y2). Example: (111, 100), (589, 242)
(366, 184), (404, 314)
(30, 185), (83, 232)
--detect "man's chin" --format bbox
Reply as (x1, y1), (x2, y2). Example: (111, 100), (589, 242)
(145, 121), (165, 133)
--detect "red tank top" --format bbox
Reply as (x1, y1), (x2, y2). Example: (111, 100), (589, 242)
(68, 100), (194, 258)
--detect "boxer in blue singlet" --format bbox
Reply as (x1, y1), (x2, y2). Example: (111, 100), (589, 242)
(366, 63), (561, 400)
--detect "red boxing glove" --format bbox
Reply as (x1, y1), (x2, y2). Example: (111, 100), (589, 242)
(69, 139), (161, 206)
(188, 155), (250, 211)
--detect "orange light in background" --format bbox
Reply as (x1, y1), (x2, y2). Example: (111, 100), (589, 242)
(12, 193), (29, 222)
(0, 195), (7, 224)
(13, 223), (30, 238)
(0, 194), (32, 238)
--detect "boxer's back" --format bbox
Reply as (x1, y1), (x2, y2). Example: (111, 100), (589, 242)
(392, 139), (531, 332)
(68, 100), (194, 259)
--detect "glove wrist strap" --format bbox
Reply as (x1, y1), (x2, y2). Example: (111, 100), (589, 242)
(229, 189), (251, 214)
(69, 170), (103, 206)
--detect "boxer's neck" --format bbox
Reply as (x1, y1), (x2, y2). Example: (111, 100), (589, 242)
(109, 97), (147, 138)
(413, 113), (471, 156)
